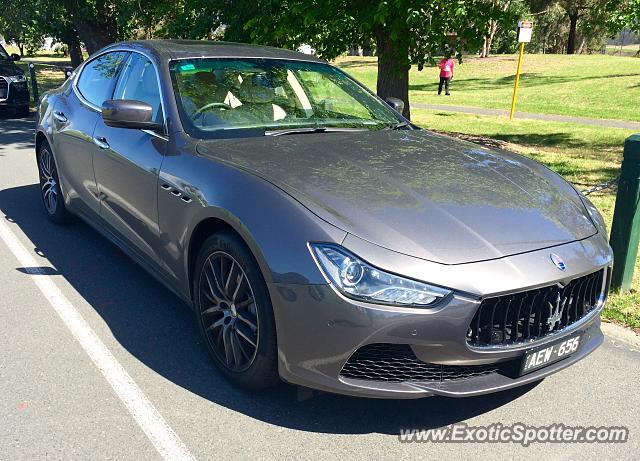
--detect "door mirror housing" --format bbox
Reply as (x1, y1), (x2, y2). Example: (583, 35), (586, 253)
(101, 99), (162, 131)
(10, 53), (21, 61)
(385, 97), (405, 115)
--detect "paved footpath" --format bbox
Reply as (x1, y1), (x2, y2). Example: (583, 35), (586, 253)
(413, 103), (640, 130)
(1, 114), (640, 460)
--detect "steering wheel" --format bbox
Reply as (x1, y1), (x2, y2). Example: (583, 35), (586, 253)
(192, 102), (233, 119)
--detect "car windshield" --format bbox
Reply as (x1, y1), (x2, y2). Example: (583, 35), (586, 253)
(0, 45), (10, 60)
(169, 58), (401, 137)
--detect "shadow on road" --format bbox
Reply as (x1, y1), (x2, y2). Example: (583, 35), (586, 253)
(0, 124), (538, 435)
(0, 113), (36, 155)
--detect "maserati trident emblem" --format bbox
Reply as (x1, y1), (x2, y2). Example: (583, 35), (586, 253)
(547, 293), (567, 332)
(550, 253), (566, 271)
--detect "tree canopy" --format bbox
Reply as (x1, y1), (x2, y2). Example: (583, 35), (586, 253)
(0, 0), (635, 114)
(202, 0), (509, 117)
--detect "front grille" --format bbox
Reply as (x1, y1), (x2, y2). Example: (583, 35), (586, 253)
(340, 343), (518, 382)
(0, 78), (7, 100)
(467, 269), (605, 347)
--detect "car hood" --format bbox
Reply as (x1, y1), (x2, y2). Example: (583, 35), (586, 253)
(0, 61), (21, 77)
(196, 130), (596, 264)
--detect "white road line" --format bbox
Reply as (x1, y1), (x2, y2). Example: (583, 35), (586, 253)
(0, 217), (196, 461)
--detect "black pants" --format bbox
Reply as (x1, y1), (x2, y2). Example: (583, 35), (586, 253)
(438, 77), (451, 95)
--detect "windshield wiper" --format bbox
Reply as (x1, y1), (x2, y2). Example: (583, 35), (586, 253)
(264, 127), (369, 137)
(391, 121), (411, 130)
(265, 127), (327, 137)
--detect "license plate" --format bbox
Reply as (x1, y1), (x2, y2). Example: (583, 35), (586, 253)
(520, 334), (582, 375)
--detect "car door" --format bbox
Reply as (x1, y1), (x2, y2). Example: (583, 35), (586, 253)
(52, 51), (129, 216)
(91, 52), (167, 265)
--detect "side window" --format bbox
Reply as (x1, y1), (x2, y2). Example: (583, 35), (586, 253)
(76, 52), (128, 107)
(113, 53), (163, 124)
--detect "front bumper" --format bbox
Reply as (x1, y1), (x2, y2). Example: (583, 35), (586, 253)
(0, 77), (29, 108)
(270, 234), (612, 399)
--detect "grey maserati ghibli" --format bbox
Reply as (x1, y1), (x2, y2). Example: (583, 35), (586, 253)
(35, 40), (612, 399)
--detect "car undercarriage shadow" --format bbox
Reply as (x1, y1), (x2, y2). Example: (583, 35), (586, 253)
(0, 183), (540, 435)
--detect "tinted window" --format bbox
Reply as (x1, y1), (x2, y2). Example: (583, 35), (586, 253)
(169, 58), (400, 137)
(113, 53), (163, 124)
(0, 45), (9, 60)
(76, 52), (128, 107)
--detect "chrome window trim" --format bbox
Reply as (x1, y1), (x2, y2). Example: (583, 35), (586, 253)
(141, 129), (169, 141)
(169, 55), (324, 64)
(71, 47), (169, 138)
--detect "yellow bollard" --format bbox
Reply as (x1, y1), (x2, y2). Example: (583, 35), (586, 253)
(509, 42), (525, 121)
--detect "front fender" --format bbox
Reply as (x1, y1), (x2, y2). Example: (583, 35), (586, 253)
(35, 93), (57, 153)
(157, 149), (346, 299)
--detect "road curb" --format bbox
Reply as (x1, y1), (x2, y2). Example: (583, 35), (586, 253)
(602, 321), (640, 348)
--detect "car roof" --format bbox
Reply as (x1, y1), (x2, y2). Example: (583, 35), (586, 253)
(106, 40), (326, 64)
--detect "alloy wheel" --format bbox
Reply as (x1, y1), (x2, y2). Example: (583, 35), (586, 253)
(198, 251), (260, 372)
(39, 148), (58, 214)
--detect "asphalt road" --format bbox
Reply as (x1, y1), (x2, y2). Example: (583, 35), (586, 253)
(1, 113), (639, 460)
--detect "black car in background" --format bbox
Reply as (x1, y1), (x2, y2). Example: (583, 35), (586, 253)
(0, 44), (30, 117)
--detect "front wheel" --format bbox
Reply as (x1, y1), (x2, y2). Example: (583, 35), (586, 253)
(194, 231), (280, 389)
(38, 142), (70, 224)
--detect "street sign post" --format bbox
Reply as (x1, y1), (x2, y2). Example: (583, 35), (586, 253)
(510, 21), (533, 121)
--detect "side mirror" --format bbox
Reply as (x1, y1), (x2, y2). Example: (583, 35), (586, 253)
(10, 53), (21, 62)
(385, 97), (405, 114)
(101, 99), (162, 131)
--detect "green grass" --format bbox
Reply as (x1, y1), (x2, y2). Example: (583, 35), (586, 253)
(409, 109), (640, 330)
(336, 54), (640, 122)
(3, 45), (73, 62)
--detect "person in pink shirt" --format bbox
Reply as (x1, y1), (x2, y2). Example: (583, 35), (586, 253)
(438, 53), (454, 95)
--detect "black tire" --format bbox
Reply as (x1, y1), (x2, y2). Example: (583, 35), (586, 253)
(193, 231), (280, 390)
(37, 142), (70, 224)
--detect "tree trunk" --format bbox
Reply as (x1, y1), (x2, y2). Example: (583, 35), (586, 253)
(482, 18), (499, 58)
(620, 30), (627, 56)
(61, 0), (117, 55)
(375, 27), (411, 120)
(71, 20), (115, 55)
(67, 31), (84, 68)
(577, 37), (587, 55)
(567, 12), (579, 54)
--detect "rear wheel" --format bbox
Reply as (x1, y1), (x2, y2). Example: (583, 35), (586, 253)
(38, 142), (69, 224)
(194, 231), (280, 389)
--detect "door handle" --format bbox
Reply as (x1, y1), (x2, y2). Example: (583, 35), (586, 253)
(52, 111), (67, 123)
(93, 136), (110, 149)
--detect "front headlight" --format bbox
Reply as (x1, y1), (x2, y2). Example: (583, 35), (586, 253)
(579, 193), (608, 242)
(6, 74), (27, 83)
(309, 243), (452, 307)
